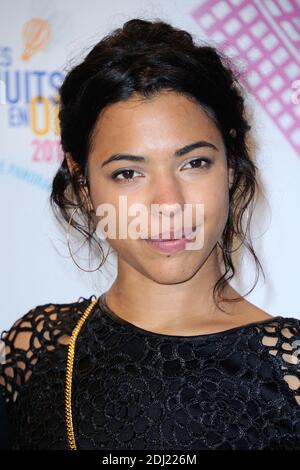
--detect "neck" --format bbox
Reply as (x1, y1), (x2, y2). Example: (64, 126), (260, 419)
(103, 247), (243, 333)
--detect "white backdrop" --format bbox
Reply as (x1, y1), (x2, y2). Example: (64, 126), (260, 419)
(0, 0), (299, 332)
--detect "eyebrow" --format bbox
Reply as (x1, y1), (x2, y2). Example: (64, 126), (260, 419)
(100, 140), (218, 168)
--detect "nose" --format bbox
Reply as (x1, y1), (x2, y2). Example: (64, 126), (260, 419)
(150, 173), (185, 221)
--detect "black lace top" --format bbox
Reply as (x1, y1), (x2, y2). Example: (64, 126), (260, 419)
(1, 293), (300, 450)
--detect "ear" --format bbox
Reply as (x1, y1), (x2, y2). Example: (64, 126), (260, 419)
(65, 152), (94, 215)
(65, 152), (80, 177)
(228, 167), (234, 190)
(65, 152), (87, 187)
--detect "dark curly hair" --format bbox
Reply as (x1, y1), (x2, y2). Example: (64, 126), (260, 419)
(50, 17), (265, 310)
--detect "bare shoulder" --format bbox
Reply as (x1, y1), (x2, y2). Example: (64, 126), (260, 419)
(0, 299), (82, 352)
(223, 286), (275, 323)
(241, 300), (274, 321)
(219, 297), (276, 331)
(1, 296), (92, 365)
(0, 297), (92, 401)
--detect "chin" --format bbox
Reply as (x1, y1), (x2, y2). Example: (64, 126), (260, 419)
(138, 257), (203, 285)
(146, 269), (200, 285)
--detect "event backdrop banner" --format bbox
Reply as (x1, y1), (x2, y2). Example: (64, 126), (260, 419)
(0, 0), (299, 331)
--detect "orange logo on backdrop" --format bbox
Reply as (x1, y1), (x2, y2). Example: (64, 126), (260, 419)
(21, 18), (51, 61)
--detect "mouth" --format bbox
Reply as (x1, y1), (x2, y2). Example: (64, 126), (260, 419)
(143, 226), (198, 254)
(144, 237), (187, 254)
(146, 227), (196, 241)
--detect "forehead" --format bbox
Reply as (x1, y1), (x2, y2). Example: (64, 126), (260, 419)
(90, 91), (224, 154)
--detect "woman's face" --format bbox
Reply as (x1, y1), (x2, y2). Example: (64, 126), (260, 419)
(86, 90), (233, 284)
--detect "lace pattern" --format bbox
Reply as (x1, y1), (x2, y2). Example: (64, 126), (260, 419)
(0, 296), (300, 450)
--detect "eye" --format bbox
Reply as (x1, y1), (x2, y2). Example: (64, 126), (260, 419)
(181, 157), (212, 170)
(111, 169), (142, 182)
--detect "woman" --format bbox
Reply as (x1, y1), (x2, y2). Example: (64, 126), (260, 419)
(0, 18), (300, 450)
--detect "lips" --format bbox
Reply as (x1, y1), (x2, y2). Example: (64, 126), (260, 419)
(147, 227), (195, 241)
(145, 237), (188, 254)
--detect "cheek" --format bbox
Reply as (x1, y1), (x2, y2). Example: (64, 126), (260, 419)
(93, 192), (148, 249)
(90, 185), (126, 231)
(207, 190), (229, 238)
(190, 181), (229, 235)
(206, 186), (229, 214)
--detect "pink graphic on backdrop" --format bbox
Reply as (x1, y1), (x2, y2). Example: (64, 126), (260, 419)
(191, 0), (300, 155)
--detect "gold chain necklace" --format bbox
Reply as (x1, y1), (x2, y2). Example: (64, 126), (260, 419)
(65, 297), (100, 450)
